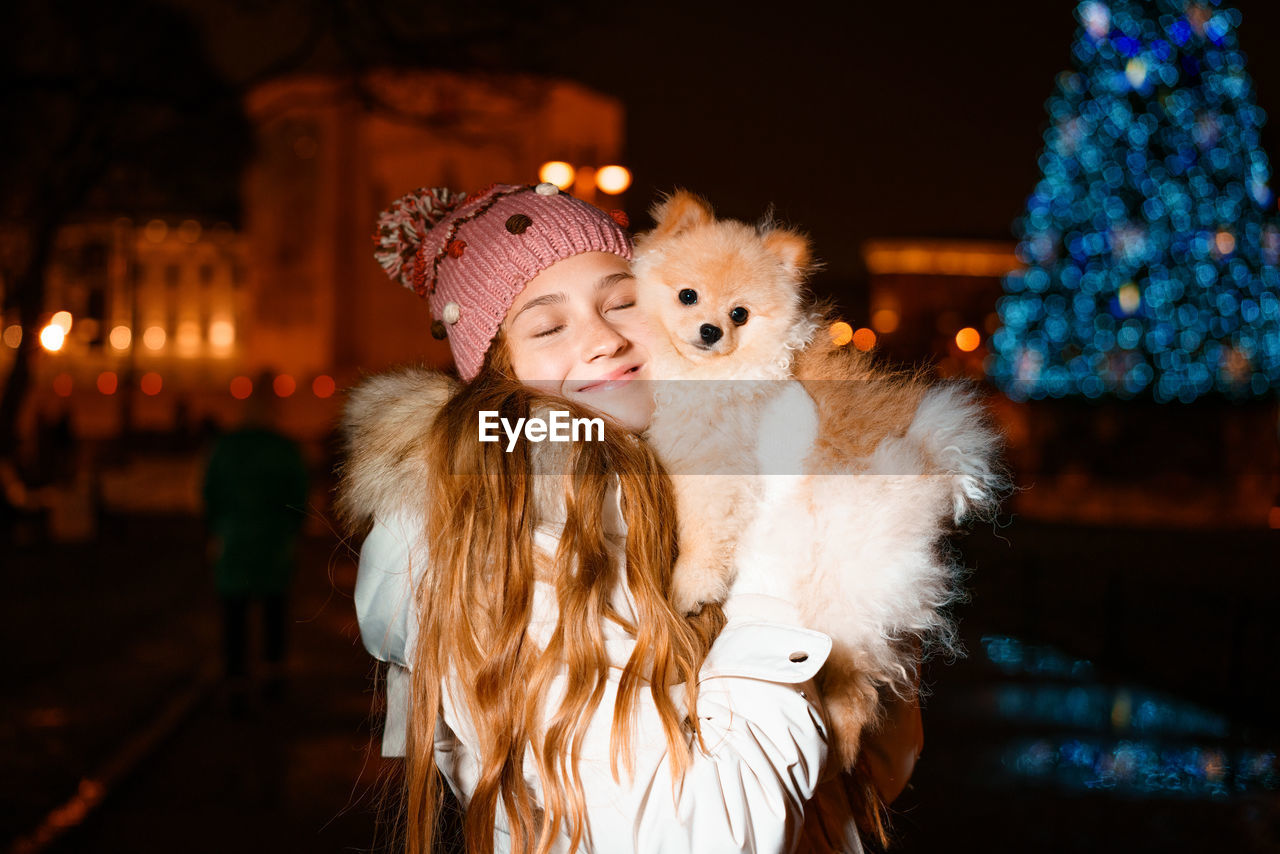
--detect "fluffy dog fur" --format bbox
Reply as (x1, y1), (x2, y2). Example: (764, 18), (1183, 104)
(633, 190), (1006, 769)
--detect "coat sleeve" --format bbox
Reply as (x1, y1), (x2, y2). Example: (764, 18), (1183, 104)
(623, 608), (854, 854)
(354, 511), (428, 758)
(355, 513), (424, 654)
(354, 510), (426, 671)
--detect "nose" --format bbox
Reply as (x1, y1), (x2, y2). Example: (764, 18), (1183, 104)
(700, 324), (723, 346)
(585, 315), (628, 360)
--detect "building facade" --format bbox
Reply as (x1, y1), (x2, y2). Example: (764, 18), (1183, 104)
(1, 71), (626, 442)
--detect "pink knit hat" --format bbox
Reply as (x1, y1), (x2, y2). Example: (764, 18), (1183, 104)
(373, 182), (633, 380)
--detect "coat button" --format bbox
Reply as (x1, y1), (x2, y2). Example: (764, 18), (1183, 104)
(506, 213), (533, 234)
(430, 320), (447, 340)
(535, 182), (560, 195)
(442, 302), (461, 324)
(789, 651), (809, 663)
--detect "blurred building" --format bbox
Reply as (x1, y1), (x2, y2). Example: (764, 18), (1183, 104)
(858, 237), (1019, 378)
(244, 69), (627, 382)
(1, 70), (627, 443)
(1, 219), (249, 440)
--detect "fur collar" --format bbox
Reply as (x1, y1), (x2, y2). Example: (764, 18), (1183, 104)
(334, 365), (458, 535)
(334, 366), (627, 539)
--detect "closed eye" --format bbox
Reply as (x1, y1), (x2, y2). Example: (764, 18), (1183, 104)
(607, 301), (635, 312)
(533, 324), (565, 338)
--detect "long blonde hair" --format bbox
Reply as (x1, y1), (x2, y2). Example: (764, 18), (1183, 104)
(401, 338), (723, 853)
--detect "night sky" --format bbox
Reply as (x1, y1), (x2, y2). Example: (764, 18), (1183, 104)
(157, 0), (1280, 284)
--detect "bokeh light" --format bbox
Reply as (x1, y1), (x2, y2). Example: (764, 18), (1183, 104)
(3, 325), (21, 348)
(956, 327), (981, 352)
(981, 635), (1279, 797)
(1124, 57), (1147, 88)
(143, 219), (168, 243)
(829, 321), (854, 347)
(143, 326), (166, 350)
(538, 161), (576, 190)
(852, 327), (877, 351)
(208, 320), (235, 349)
(273, 374), (296, 398)
(596, 165), (632, 195)
(140, 372), (163, 396)
(1215, 230), (1236, 255)
(1117, 282), (1141, 315)
(109, 326), (132, 350)
(97, 372), (118, 395)
(312, 374), (336, 398)
(871, 309), (900, 334)
(39, 324), (66, 352)
(52, 373), (72, 397)
(51, 311), (73, 332)
(230, 376), (253, 400)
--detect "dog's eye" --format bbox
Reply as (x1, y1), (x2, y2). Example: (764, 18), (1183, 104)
(729, 306), (749, 325)
(678, 289), (698, 305)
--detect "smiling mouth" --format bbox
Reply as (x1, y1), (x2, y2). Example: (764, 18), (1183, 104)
(577, 364), (641, 393)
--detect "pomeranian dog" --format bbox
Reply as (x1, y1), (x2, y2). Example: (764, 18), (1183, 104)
(633, 191), (819, 615)
(633, 190), (1005, 769)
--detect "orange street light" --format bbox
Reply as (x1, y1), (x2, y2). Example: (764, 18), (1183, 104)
(273, 374), (296, 398)
(596, 165), (632, 195)
(538, 161), (576, 190)
(97, 372), (119, 395)
(955, 327), (981, 352)
(312, 375), (336, 398)
(852, 327), (877, 351)
(40, 324), (66, 352)
(829, 321), (854, 347)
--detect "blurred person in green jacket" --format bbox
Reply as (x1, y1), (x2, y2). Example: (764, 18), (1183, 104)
(203, 382), (309, 711)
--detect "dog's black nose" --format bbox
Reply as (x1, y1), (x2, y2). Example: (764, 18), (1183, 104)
(700, 324), (723, 345)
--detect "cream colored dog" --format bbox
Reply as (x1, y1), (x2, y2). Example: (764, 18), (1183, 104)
(634, 191), (1005, 768)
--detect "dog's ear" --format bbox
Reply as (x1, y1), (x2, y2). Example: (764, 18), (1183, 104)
(762, 227), (812, 277)
(648, 189), (714, 239)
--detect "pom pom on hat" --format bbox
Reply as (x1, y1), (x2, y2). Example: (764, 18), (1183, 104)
(373, 187), (468, 294)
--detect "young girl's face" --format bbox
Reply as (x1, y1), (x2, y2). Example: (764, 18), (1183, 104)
(502, 251), (654, 431)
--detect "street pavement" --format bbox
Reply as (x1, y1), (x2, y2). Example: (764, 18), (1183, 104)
(4, 519), (398, 854)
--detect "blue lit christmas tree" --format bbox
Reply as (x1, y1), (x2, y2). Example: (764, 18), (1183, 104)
(988, 0), (1280, 403)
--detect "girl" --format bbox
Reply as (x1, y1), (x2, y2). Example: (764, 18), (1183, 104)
(340, 183), (918, 853)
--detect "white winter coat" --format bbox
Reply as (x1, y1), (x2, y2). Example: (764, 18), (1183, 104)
(354, 480), (865, 854)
